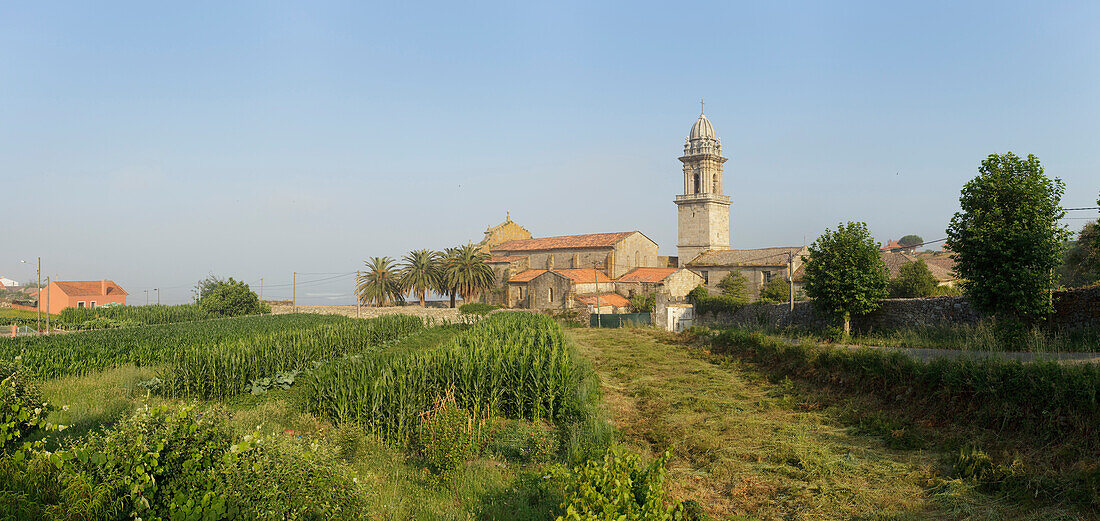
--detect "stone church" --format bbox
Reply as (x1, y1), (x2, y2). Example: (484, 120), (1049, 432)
(476, 110), (806, 309)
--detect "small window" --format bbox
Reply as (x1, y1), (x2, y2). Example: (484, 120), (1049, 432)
(90, 301), (97, 309)
(701, 271), (709, 285)
(77, 301), (85, 308)
(548, 287), (554, 303)
(763, 271), (774, 283)
(693, 173), (701, 194)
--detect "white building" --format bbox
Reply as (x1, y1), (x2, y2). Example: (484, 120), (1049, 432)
(0, 277), (20, 288)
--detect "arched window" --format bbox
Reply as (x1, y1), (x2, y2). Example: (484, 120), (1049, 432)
(693, 173), (701, 194)
(548, 287), (554, 303)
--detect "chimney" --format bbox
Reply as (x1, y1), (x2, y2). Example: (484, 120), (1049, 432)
(101, 280), (108, 295)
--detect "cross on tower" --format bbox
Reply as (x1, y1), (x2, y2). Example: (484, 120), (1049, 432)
(700, 98), (704, 114)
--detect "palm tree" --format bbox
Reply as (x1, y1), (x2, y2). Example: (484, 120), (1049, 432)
(399, 249), (440, 307)
(355, 257), (405, 307)
(441, 243), (496, 306)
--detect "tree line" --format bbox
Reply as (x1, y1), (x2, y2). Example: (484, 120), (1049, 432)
(355, 244), (496, 307)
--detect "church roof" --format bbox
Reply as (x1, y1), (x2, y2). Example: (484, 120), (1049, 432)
(689, 113), (716, 140)
(493, 232), (636, 252)
(508, 269), (546, 283)
(688, 247), (806, 267)
(617, 267), (680, 283)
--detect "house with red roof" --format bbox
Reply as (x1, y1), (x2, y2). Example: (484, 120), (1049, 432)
(615, 267), (703, 300)
(34, 280), (128, 314)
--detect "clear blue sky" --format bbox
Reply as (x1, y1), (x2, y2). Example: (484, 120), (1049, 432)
(3, 1), (1098, 304)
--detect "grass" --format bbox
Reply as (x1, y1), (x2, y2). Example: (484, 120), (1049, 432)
(568, 327), (1089, 520)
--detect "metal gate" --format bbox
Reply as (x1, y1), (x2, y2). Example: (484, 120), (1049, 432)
(590, 313), (652, 328)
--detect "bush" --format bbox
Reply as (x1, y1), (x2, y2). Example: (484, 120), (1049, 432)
(416, 394), (475, 479)
(758, 276), (791, 303)
(931, 285), (962, 297)
(715, 273), (749, 304)
(629, 293), (656, 313)
(553, 446), (684, 520)
(485, 418), (557, 463)
(889, 259), (937, 298)
(688, 285), (746, 316)
(198, 277), (269, 317)
(0, 360), (49, 453)
(459, 302), (499, 316)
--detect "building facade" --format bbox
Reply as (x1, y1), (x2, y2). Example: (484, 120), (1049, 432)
(687, 246), (809, 299)
(35, 280), (128, 314)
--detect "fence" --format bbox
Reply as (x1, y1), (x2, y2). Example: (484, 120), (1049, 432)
(590, 313), (652, 328)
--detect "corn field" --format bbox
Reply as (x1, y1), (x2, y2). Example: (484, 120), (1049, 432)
(56, 304), (212, 329)
(0, 314), (348, 379)
(300, 312), (585, 445)
(160, 314), (424, 398)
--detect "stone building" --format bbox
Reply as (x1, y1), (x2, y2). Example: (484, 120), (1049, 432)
(491, 231), (659, 279)
(506, 268), (616, 309)
(615, 267), (703, 300)
(478, 213), (532, 253)
(675, 112), (731, 263)
(687, 246), (809, 299)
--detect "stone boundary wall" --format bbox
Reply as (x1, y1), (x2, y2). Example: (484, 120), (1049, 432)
(697, 286), (1100, 331)
(271, 304), (463, 322)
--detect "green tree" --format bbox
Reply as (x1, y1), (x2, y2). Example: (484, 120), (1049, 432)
(897, 235), (924, 251)
(758, 276), (791, 303)
(946, 153), (1070, 322)
(715, 272), (749, 304)
(355, 257), (405, 307)
(400, 249), (441, 307)
(629, 293), (656, 313)
(889, 259), (937, 298)
(802, 222), (890, 335)
(1057, 222), (1100, 288)
(197, 277), (267, 317)
(441, 244), (495, 306)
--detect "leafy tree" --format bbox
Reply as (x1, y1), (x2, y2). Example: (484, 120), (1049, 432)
(897, 235), (924, 251)
(400, 249), (441, 307)
(946, 153), (1070, 322)
(441, 244), (495, 306)
(193, 273), (225, 300)
(802, 222), (890, 335)
(1057, 222), (1100, 288)
(197, 277), (268, 317)
(715, 272), (749, 304)
(686, 285), (709, 304)
(629, 293), (656, 313)
(889, 259), (937, 298)
(355, 257), (405, 307)
(758, 276), (791, 303)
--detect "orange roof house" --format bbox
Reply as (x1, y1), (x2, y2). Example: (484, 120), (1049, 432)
(35, 280), (128, 314)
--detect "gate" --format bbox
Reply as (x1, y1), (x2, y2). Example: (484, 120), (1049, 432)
(590, 313), (652, 328)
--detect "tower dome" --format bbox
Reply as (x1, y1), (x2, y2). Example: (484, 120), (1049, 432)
(688, 113), (716, 140)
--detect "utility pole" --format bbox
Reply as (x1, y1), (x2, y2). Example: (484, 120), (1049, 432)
(356, 270), (360, 319)
(292, 271), (297, 313)
(788, 252), (795, 312)
(21, 258), (41, 334)
(259, 277), (263, 301)
(594, 264), (602, 328)
(155, 288), (160, 305)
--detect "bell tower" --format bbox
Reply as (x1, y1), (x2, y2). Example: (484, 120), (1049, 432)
(675, 109), (731, 263)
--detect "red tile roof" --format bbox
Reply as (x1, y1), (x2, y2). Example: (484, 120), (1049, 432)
(508, 269), (546, 283)
(552, 269), (613, 283)
(52, 280), (128, 297)
(492, 232), (636, 252)
(486, 255), (526, 264)
(617, 267), (679, 283)
(575, 293), (632, 308)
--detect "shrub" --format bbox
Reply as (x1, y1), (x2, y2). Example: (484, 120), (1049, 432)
(629, 293), (656, 313)
(553, 446), (684, 521)
(758, 276), (791, 303)
(198, 277), (269, 317)
(459, 302), (499, 316)
(930, 285), (962, 297)
(0, 360), (49, 453)
(486, 418), (557, 463)
(889, 259), (937, 298)
(715, 273), (749, 304)
(416, 394), (475, 479)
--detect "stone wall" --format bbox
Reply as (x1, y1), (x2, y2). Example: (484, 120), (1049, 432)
(696, 286), (1100, 331)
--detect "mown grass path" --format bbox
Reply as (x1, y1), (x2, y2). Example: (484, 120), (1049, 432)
(569, 328), (1070, 521)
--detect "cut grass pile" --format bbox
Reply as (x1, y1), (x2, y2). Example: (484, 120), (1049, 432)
(569, 327), (1088, 520)
(0, 313), (348, 379)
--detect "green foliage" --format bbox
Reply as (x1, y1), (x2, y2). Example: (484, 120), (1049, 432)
(889, 259), (938, 298)
(57, 304), (209, 330)
(686, 285), (747, 316)
(301, 313), (587, 446)
(485, 418), (558, 463)
(715, 272), (749, 303)
(441, 244), (496, 305)
(946, 152), (1070, 322)
(897, 235), (924, 249)
(199, 278), (269, 317)
(802, 222), (889, 332)
(0, 360), (50, 453)
(161, 314), (424, 399)
(459, 302), (500, 316)
(356, 256), (405, 307)
(400, 249), (442, 306)
(930, 285), (962, 297)
(1057, 222), (1100, 288)
(628, 293), (655, 313)
(553, 446), (684, 521)
(0, 314), (347, 380)
(758, 276), (791, 304)
(686, 285), (708, 305)
(415, 394), (476, 479)
(0, 404), (365, 520)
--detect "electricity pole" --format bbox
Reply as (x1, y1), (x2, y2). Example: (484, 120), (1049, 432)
(787, 252), (795, 311)
(292, 271), (297, 313)
(356, 270), (360, 319)
(259, 277), (263, 301)
(21, 258), (41, 334)
(155, 288), (160, 305)
(594, 264), (602, 328)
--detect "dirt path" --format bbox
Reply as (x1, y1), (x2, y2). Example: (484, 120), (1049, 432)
(569, 328), (1065, 520)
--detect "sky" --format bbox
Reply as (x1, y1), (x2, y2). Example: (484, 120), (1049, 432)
(2, 1), (1099, 305)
